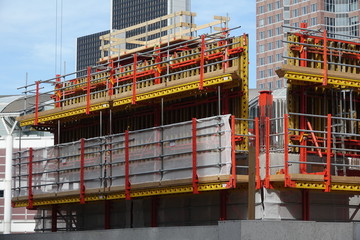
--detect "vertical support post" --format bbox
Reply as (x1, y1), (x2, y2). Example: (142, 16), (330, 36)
(3, 135), (14, 233)
(86, 66), (91, 115)
(51, 205), (58, 232)
(264, 117), (271, 188)
(255, 118), (261, 189)
(192, 118), (199, 194)
(55, 74), (61, 108)
(80, 138), (86, 204)
(219, 190), (227, 220)
(132, 53), (137, 104)
(199, 35), (205, 90)
(108, 60), (114, 96)
(151, 196), (158, 227)
(104, 200), (111, 229)
(325, 114), (332, 192)
(284, 114), (292, 187)
(299, 88), (307, 173)
(34, 81), (40, 125)
(323, 30), (328, 86)
(125, 130), (131, 200)
(299, 22), (308, 67)
(154, 46), (161, 85)
(227, 115), (236, 188)
(27, 148), (34, 209)
(302, 190), (310, 221)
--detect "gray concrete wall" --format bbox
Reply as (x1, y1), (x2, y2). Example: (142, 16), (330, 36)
(3, 220), (359, 240)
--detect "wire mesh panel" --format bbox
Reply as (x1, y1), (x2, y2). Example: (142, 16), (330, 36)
(12, 150), (29, 198)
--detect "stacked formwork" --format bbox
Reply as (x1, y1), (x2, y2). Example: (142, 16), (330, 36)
(258, 26), (360, 221)
(12, 13), (253, 231)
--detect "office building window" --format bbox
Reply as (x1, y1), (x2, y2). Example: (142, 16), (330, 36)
(260, 31), (265, 39)
(277, 80), (282, 88)
(311, 3), (317, 12)
(268, 16), (273, 24)
(259, 5), (265, 14)
(311, 17), (317, 26)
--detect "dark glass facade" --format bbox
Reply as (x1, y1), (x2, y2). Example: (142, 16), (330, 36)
(76, 30), (110, 76)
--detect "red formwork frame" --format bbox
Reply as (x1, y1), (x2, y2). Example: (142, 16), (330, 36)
(27, 148), (34, 209)
(299, 22), (308, 68)
(86, 67), (91, 115)
(192, 118), (199, 194)
(264, 117), (271, 188)
(255, 117), (261, 189)
(228, 115), (236, 188)
(125, 130), (131, 200)
(325, 114), (332, 192)
(80, 138), (86, 204)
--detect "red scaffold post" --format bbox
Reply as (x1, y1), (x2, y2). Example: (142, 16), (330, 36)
(255, 117), (261, 189)
(132, 53), (137, 104)
(125, 130), (131, 199)
(199, 35), (205, 90)
(27, 148), (34, 209)
(80, 138), (86, 204)
(192, 118), (199, 194)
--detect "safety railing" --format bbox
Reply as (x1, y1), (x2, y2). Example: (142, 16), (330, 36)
(262, 113), (360, 191)
(12, 115), (256, 207)
(18, 29), (247, 126)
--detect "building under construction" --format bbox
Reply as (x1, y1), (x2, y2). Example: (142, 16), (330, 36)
(8, 13), (360, 233)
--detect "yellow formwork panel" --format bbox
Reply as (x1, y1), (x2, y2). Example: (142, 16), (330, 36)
(285, 71), (360, 89)
(12, 182), (236, 208)
(19, 75), (233, 127)
(292, 181), (360, 192)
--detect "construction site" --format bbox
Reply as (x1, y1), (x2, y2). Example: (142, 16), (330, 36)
(3, 10), (360, 240)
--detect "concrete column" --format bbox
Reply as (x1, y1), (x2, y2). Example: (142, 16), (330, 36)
(3, 134), (13, 234)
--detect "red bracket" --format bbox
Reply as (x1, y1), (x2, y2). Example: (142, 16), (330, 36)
(325, 114), (332, 192)
(86, 67), (91, 114)
(27, 148), (34, 210)
(227, 115), (236, 188)
(80, 138), (86, 204)
(192, 118), (199, 194)
(125, 130), (131, 199)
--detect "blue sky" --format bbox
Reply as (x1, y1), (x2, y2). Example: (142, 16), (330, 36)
(0, 0), (255, 95)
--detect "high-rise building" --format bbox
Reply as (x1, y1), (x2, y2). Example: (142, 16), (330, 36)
(76, 0), (191, 74)
(256, 0), (360, 90)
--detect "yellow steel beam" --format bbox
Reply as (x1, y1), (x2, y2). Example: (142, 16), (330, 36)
(272, 181), (360, 192)
(12, 182), (236, 208)
(285, 71), (360, 89)
(112, 74), (233, 107)
(19, 75), (233, 127)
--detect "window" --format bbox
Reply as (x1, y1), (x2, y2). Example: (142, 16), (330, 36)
(293, 22), (299, 28)
(259, 19), (265, 27)
(268, 29), (274, 37)
(293, 0), (299, 3)
(275, 14), (282, 22)
(275, 1), (281, 9)
(276, 40), (282, 48)
(276, 27), (282, 35)
(260, 83), (265, 89)
(292, 9), (299, 17)
(259, 31), (265, 39)
(277, 80), (282, 88)
(267, 55), (273, 63)
(311, 3), (317, 12)
(259, 57), (265, 65)
(0, 190), (3, 198)
(268, 16), (273, 24)
(267, 3), (273, 11)
(259, 5), (265, 14)
(259, 70), (266, 78)
(302, 6), (307, 15)
(259, 44), (265, 53)
(268, 69), (273, 77)
(276, 53), (282, 61)
(311, 17), (317, 26)
(268, 42), (273, 51)
(268, 82), (273, 90)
